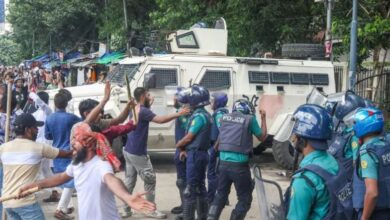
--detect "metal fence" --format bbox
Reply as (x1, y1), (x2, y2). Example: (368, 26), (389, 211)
(333, 64), (390, 112)
(354, 66), (390, 112)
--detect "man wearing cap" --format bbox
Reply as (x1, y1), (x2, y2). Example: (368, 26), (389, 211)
(19, 122), (156, 220)
(0, 113), (73, 219)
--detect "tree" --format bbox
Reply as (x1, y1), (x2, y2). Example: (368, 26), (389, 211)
(332, 0), (390, 66)
(150, 0), (325, 56)
(0, 34), (23, 66)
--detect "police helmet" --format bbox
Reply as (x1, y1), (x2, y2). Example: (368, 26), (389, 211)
(292, 104), (333, 150)
(179, 85), (210, 108)
(174, 87), (186, 103)
(232, 99), (255, 115)
(334, 92), (365, 120)
(211, 92), (228, 109)
(353, 107), (384, 138)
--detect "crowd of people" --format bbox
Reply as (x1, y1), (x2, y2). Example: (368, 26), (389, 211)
(0, 62), (389, 220)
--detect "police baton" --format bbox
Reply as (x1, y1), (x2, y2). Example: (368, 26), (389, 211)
(125, 74), (137, 123)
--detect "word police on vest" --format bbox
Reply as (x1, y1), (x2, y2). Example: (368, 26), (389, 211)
(222, 115), (245, 124)
(337, 182), (353, 202)
(381, 151), (390, 166)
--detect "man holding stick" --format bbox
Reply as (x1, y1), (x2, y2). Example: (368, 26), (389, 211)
(0, 114), (73, 219)
(122, 87), (190, 218)
(18, 122), (156, 220)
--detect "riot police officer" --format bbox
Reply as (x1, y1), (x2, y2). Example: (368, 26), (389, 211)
(328, 92), (365, 178)
(176, 85), (212, 220)
(208, 92), (229, 204)
(207, 99), (267, 220)
(171, 87), (189, 218)
(284, 104), (353, 220)
(351, 107), (390, 219)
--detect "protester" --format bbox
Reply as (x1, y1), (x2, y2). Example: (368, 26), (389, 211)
(29, 90), (60, 202)
(0, 90), (17, 218)
(122, 87), (189, 219)
(13, 76), (28, 111)
(18, 122), (156, 220)
(0, 114), (73, 220)
(45, 92), (81, 219)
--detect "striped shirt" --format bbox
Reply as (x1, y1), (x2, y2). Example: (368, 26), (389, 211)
(0, 138), (59, 208)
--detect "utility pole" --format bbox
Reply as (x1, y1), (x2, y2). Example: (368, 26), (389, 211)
(348, 0), (358, 90)
(122, 0), (132, 57)
(324, 0), (333, 61)
(49, 34), (52, 61)
(105, 0), (110, 52)
(315, 0), (334, 60)
(32, 32), (35, 57)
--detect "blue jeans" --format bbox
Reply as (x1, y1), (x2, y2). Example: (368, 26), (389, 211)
(6, 202), (45, 220)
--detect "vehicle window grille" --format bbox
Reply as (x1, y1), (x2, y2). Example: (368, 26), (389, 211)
(311, 74), (329, 85)
(248, 71), (269, 83)
(271, 72), (290, 84)
(107, 64), (138, 85)
(291, 73), (310, 85)
(150, 68), (178, 89)
(199, 70), (231, 90)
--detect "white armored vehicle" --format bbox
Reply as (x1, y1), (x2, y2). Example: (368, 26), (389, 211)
(47, 18), (335, 169)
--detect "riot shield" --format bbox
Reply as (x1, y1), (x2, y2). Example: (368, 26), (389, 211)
(253, 165), (286, 220)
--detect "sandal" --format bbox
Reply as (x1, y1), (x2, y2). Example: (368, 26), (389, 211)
(54, 210), (74, 220)
(43, 196), (60, 203)
(66, 207), (75, 214)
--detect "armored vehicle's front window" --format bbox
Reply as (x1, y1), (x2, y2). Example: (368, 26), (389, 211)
(107, 64), (139, 85)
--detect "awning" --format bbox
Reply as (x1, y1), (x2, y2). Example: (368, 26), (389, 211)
(92, 51), (126, 65)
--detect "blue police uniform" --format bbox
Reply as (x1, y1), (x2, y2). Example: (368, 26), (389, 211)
(287, 150), (339, 220)
(173, 111), (189, 213)
(183, 107), (211, 220)
(207, 107), (228, 204)
(353, 137), (390, 219)
(328, 127), (356, 180)
(208, 111), (261, 220)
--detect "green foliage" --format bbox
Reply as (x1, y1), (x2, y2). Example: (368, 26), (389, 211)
(332, 0), (390, 65)
(0, 34), (23, 66)
(6, 0), (389, 62)
(7, 0), (156, 59)
(150, 0), (325, 56)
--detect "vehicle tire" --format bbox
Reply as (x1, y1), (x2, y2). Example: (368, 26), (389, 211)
(282, 43), (324, 59)
(272, 140), (295, 170)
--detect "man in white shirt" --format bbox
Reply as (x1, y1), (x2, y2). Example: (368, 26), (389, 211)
(19, 122), (155, 220)
(30, 91), (60, 203)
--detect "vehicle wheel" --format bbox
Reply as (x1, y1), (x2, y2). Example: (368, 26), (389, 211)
(272, 140), (295, 170)
(282, 43), (325, 59)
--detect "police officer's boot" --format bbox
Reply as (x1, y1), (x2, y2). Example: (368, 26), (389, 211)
(196, 196), (208, 220)
(229, 210), (246, 220)
(182, 199), (196, 220)
(172, 179), (185, 214)
(183, 185), (196, 220)
(207, 204), (224, 220)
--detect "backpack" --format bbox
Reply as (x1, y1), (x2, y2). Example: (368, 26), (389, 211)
(284, 164), (353, 220)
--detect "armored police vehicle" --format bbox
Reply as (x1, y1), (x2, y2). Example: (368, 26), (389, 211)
(47, 18), (335, 169)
